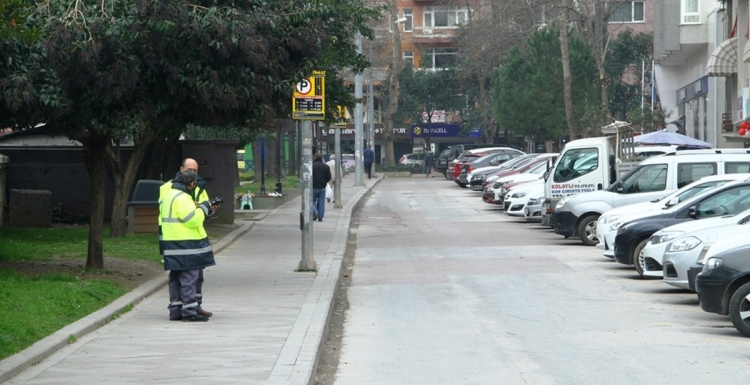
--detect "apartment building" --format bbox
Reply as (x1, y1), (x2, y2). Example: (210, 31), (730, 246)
(654, 0), (745, 148)
(396, 1), (471, 70)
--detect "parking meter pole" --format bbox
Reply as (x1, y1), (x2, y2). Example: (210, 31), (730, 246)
(354, 33), (365, 187)
(298, 120), (316, 271)
(334, 126), (342, 209)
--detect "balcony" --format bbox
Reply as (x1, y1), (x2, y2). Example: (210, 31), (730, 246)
(411, 27), (458, 46)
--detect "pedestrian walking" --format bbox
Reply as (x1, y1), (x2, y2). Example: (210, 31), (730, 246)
(158, 158), (219, 320)
(364, 144), (374, 179)
(326, 154), (338, 203)
(159, 170), (217, 322)
(312, 153), (331, 221)
(424, 151), (435, 177)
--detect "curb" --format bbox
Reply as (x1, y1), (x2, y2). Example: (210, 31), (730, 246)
(0, 220), (255, 384)
(266, 178), (381, 385)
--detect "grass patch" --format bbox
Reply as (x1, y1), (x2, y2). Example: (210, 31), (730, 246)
(0, 226), (161, 264)
(236, 174), (299, 196)
(0, 269), (125, 360)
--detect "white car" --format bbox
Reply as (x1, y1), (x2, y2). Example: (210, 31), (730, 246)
(524, 190), (547, 222)
(595, 174), (750, 258)
(658, 215), (750, 288)
(492, 163), (549, 204)
(504, 181), (544, 217)
(639, 214), (742, 279)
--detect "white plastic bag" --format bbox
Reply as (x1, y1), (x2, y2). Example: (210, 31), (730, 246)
(325, 184), (334, 202)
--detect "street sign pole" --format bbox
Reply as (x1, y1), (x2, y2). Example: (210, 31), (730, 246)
(354, 33), (365, 187)
(292, 71), (325, 272)
(298, 121), (316, 271)
(334, 126), (342, 209)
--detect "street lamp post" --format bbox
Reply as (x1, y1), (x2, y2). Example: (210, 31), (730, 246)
(354, 33), (365, 187)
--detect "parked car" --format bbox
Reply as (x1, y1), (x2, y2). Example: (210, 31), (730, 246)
(524, 190), (547, 222)
(457, 152), (523, 187)
(470, 154), (556, 191)
(504, 180), (544, 216)
(451, 147), (525, 187)
(649, 215), (750, 286)
(399, 153), (425, 167)
(613, 180), (750, 274)
(483, 161), (549, 205)
(596, 174), (750, 259)
(695, 241), (750, 337)
(437, 144), (497, 178)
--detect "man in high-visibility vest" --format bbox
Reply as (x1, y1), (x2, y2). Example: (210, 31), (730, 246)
(160, 170), (216, 322)
(159, 159), (214, 319)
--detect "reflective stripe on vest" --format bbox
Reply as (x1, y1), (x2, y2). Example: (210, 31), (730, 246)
(162, 191), (196, 223)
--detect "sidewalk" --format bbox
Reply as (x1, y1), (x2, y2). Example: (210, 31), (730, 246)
(0, 177), (379, 385)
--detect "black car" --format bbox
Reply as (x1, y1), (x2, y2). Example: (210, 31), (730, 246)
(695, 243), (750, 337)
(613, 181), (750, 274)
(436, 144), (495, 178)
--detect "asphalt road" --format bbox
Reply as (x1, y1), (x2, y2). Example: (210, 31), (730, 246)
(328, 177), (750, 385)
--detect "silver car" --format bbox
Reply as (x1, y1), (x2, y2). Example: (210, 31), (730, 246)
(661, 216), (750, 289)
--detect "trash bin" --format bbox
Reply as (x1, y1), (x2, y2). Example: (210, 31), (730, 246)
(127, 179), (163, 234)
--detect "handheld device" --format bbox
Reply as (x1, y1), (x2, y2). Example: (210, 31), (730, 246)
(209, 197), (224, 206)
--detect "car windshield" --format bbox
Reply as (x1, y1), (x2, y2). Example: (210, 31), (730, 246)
(523, 161), (548, 174)
(661, 180), (732, 207)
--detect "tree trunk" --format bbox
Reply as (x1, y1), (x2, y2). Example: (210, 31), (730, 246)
(107, 129), (158, 238)
(288, 123), (297, 176)
(479, 72), (495, 144)
(267, 136), (278, 180)
(383, 0), (403, 167)
(559, 8), (577, 140)
(79, 130), (110, 270)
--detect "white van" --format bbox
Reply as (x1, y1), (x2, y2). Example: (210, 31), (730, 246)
(552, 149), (750, 245)
(541, 136), (673, 227)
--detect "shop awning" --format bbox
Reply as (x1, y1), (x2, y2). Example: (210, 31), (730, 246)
(706, 37), (737, 77)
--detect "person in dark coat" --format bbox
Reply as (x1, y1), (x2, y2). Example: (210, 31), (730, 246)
(364, 144), (375, 179)
(424, 151), (435, 177)
(312, 153), (332, 221)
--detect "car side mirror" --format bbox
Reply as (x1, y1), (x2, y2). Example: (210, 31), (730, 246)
(489, 159), (499, 166)
(688, 206), (698, 218)
(613, 181), (623, 192)
(668, 197), (680, 206)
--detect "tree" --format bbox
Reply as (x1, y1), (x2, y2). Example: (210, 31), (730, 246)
(398, 67), (465, 150)
(382, 0), (403, 166)
(492, 26), (599, 144)
(4, 0), (379, 269)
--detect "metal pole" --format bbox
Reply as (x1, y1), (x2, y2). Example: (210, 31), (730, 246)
(368, 64), (376, 177)
(298, 120), (316, 271)
(354, 33), (365, 186)
(334, 125), (343, 208)
(260, 138), (266, 195)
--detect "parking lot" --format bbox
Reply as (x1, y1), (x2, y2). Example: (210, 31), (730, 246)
(328, 176), (750, 385)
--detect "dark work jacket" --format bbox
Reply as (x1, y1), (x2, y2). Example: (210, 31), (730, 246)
(173, 171), (208, 202)
(313, 160), (332, 189)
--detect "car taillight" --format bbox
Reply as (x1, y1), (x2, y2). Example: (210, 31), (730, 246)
(399, 156), (405, 162)
(467, 165), (472, 172)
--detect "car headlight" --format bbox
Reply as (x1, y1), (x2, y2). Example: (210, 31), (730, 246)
(555, 196), (572, 210)
(511, 191), (528, 198)
(703, 257), (723, 271)
(667, 236), (702, 252)
(608, 222), (622, 232)
(486, 176), (499, 183)
(599, 214), (622, 225)
(650, 231), (685, 245)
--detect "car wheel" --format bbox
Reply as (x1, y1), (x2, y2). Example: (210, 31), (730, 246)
(729, 282), (750, 337)
(633, 239), (649, 277)
(458, 182), (467, 188)
(577, 214), (599, 246)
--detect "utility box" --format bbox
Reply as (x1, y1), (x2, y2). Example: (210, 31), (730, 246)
(9, 189), (52, 227)
(128, 180), (162, 234)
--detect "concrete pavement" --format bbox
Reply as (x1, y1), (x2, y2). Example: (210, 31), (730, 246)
(0, 176), (379, 385)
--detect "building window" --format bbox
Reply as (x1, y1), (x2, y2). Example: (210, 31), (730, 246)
(423, 6), (470, 28)
(610, 1), (645, 23)
(403, 51), (414, 67)
(682, 0), (700, 24)
(403, 9), (413, 32)
(423, 48), (458, 69)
